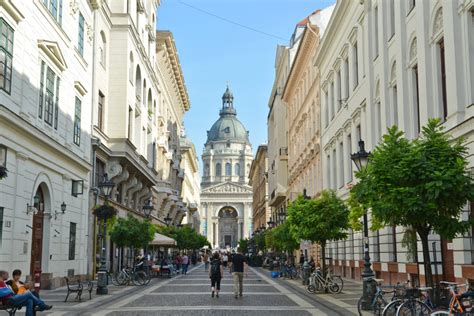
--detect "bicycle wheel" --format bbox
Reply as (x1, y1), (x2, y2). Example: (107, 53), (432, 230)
(427, 311), (449, 315)
(116, 271), (129, 285)
(382, 299), (403, 316)
(373, 295), (387, 316)
(132, 271), (147, 286)
(329, 276), (344, 294)
(306, 284), (317, 294)
(109, 272), (121, 286)
(396, 300), (431, 316)
(327, 282), (340, 294)
(357, 297), (364, 316)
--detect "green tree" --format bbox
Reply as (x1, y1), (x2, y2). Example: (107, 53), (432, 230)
(158, 226), (210, 250)
(350, 119), (474, 287)
(109, 214), (156, 250)
(265, 221), (299, 253)
(287, 190), (349, 273)
(254, 230), (267, 252)
(238, 238), (249, 254)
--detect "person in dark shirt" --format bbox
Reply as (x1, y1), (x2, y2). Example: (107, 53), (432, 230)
(209, 252), (223, 298)
(230, 248), (248, 298)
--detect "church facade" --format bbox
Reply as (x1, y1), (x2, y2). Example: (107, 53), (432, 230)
(200, 87), (253, 249)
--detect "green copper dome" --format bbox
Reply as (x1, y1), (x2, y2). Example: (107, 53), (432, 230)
(206, 86), (249, 144)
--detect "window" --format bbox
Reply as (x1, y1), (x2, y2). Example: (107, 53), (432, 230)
(205, 163), (210, 177)
(216, 163), (221, 177)
(391, 226), (397, 262)
(0, 207), (3, 246)
(98, 92), (104, 130)
(0, 18), (14, 94)
(347, 134), (353, 182)
(324, 89), (329, 127)
(339, 142), (344, 188)
(336, 70), (342, 111)
(77, 13), (84, 56)
(374, 6), (379, 58)
(353, 42), (359, 89)
(332, 149), (336, 189)
(39, 61), (60, 129)
(73, 97), (81, 145)
(392, 85), (398, 127)
(43, 0), (63, 25)
(389, 0), (395, 39)
(127, 107), (133, 140)
(375, 101), (382, 141)
(129, 52), (134, 83)
(95, 158), (105, 187)
(69, 222), (76, 260)
(344, 58), (350, 98)
(439, 38), (448, 121)
(373, 230), (380, 262)
(356, 124), (361, 141)
(225, 163), (231, 176)
(330, 81), (334, 119)
(235, 163), (241, 176)
(413, 65), (420, 135)
(326, 154), (331, 189)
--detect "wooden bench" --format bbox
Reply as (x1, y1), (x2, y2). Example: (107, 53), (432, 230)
(64, 277), (83, 302)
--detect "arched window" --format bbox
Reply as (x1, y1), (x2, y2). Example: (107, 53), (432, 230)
(135, 65), (141, 99)
(235, 163), (241, 176)
(215, 163), (221, 177)
(143, 79), (147, 105)
(389, 61), (398, 127)
(129, 52), (134, 83)
(246, 163), (251, 175)
(147, 89), (152, 117)
(225, 163), (231, 176)
(99, 31), (106, 67)
(432, 6), (447, 121)
(205, 163), (210, 177)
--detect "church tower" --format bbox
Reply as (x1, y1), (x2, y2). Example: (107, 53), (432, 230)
(200, 86), (253, 248)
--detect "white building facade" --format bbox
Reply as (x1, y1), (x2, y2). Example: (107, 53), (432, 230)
(200, 87), (253, 248)
(317, 0), (474, 285)
(0, 0), (93, 287)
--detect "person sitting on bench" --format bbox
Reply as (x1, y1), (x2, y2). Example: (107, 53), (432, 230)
(6, 270), (38, 298)
(0, 270), (52, 316)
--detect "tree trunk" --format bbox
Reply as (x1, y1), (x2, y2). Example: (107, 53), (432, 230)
(320, 241), (326, 277)
(419, 230), (434, 288)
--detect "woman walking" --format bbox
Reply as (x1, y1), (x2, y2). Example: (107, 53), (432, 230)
(209, 252), (223, 298)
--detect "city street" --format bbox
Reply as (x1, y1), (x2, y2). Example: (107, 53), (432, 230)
(35, 264), (360, 316)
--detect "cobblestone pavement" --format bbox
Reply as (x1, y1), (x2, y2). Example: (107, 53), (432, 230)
(30, 264), (361, 315)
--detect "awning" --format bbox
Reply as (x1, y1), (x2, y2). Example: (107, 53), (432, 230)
(149, 233), (177, 246)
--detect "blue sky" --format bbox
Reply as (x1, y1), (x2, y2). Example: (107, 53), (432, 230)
(158, 0), (335, 166)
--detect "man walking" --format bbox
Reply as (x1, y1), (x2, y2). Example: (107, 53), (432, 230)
(203, 251), (210, 272)
(181, 253), (189, 275)
(230, 248), (247, 299)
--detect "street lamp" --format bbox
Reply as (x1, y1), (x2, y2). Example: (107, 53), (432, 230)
(96, 173), (115, 295)
(164, 214), (172, 226)
(142, 199), (153, 219)
(351, 139), (374, 310)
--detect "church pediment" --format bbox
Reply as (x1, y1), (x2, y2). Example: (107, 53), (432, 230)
(201, 182), (252, 194)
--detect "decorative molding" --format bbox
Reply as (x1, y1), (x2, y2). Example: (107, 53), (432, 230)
(0, 0), (25, 23)
(433, 7), (443, 36)
(89, 0), (103, 10)
(87, 24), (93, 43)
(70, 0), (78, 15)
(74, 81), (88, 96)
(409, 37), (417, 62)
(37, 40), (67, 71)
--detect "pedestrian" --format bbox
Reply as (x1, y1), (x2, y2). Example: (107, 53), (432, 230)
(0, 270), (52, 316)
(222, 252), (229, 269)
(230, 247), (247, 299)
(299, 250), (305, 266)
(203, 251), (210, 272)
(175, 253), (182, 274)
(209, 252), (223, 298)
(181, 253), (189, 275)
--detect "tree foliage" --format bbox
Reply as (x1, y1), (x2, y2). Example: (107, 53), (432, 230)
(265, 221), (299, 253)
(158, 226), (210, 250)
(254, 230), (267, 252)
(238, 238), (249, 254)
(350, 119), (474, 287)
(287, 190), (349, 273)
(109, 214), (155, 250)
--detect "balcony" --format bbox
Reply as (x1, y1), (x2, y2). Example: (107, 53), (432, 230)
(269, 184), (287, 207)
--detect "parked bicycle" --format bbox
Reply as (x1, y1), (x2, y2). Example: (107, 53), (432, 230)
(306, 267), (343, 294)
(430, 281), (474, 315)
(395, 287), (432, 316)
(115, 264), (149, 286)
(357, 277), (401, 316)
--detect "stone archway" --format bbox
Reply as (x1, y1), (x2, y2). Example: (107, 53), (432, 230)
(218, 207), (238, 248)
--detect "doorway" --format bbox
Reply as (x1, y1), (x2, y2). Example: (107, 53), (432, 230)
(30, 187), (45, 276)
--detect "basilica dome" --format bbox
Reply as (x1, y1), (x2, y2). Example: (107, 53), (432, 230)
(206, 86), (249, 144)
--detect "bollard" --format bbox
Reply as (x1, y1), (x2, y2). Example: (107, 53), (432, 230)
(302, 261), (310, 286)
(33, 269), (41, 294)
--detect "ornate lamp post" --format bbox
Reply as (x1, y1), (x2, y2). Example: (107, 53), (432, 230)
(164, 214), (172, 226)
(96, 174), (115, 295)
(142, 199), (153, 219)
(267, 217), (275, 229)
(351, 139), (374, 310)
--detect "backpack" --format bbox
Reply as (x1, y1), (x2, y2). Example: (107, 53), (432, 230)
(210, 260), (220, 277)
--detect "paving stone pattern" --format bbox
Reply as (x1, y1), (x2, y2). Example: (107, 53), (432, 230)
(32, 264), (360, 315)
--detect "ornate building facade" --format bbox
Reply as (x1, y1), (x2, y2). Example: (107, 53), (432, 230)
(249, 145), (270, 231)
(200, 87), (253, 249)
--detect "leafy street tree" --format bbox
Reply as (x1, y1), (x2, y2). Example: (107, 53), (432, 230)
(238, 238), (249, 254)
(350, 119), (474, 287)
(287, 190), (349, 273)
(158, 225), (210, 250)
(109, 214), (156, 251)
(265, 221), (299, 254)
